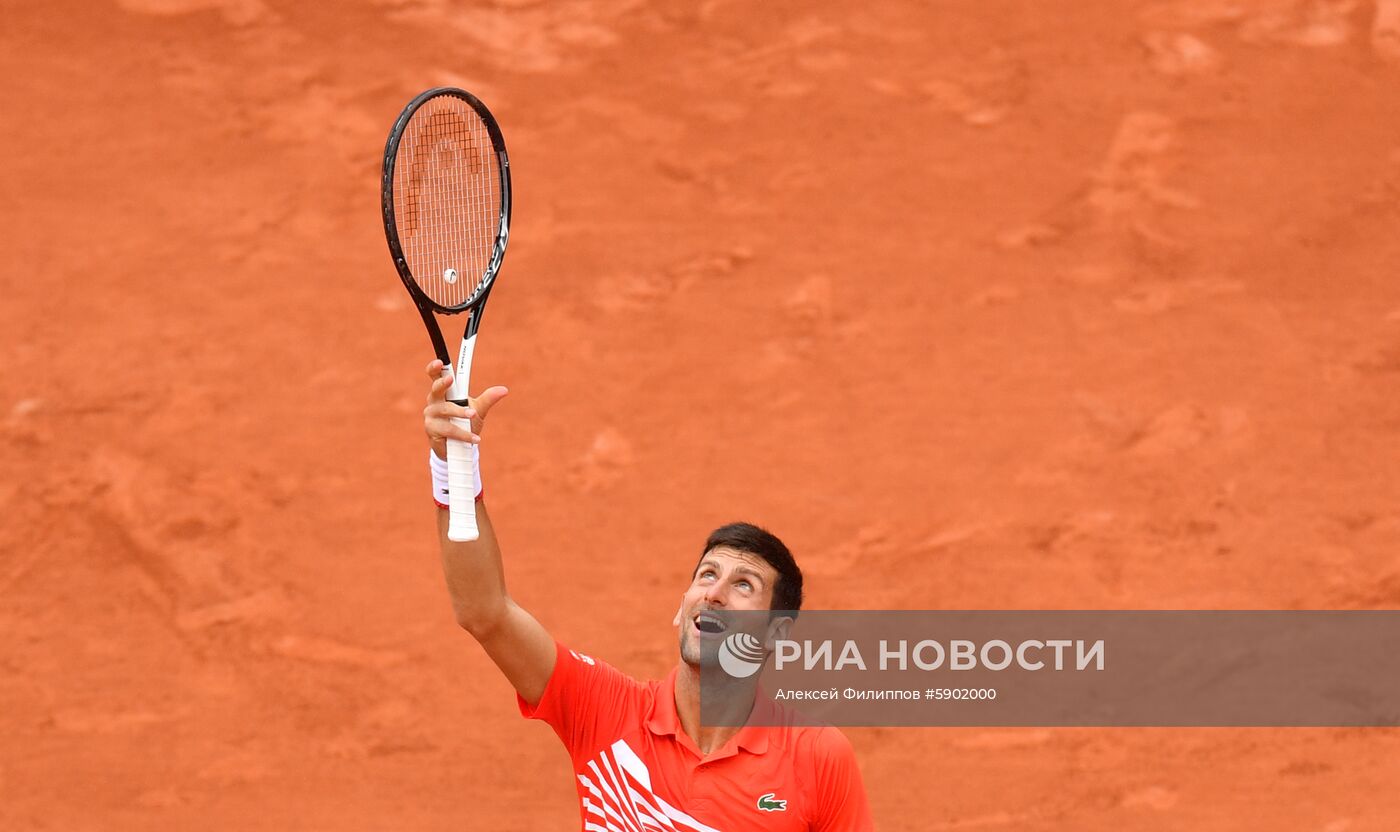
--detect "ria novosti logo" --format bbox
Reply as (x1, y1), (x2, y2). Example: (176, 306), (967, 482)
(718, 632), (766, 678)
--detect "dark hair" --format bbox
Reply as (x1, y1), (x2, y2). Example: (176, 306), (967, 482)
(697, 522), (803, 613)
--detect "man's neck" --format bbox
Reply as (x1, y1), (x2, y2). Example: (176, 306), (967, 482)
(673, 662), (757, 757)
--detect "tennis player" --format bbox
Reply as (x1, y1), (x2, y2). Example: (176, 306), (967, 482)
(421, 360), (874, 830)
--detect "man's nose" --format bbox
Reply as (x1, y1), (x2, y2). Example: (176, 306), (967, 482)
(703, 582), (728, 606)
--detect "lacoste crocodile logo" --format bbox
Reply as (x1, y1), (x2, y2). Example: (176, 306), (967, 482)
(756, 793), (787, 812)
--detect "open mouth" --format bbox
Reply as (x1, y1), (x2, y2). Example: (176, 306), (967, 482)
(694, 611), (726, 634)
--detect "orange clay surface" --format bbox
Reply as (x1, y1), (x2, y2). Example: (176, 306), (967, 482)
(5, 1), (1400, 829)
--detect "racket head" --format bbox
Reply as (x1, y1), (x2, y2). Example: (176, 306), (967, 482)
(382, 87), (512, 314)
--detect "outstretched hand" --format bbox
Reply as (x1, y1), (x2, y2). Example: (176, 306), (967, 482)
(423, 359), (510, 460)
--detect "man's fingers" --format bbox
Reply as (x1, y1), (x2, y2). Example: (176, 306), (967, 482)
(426, 370), (455, 403)
(425, 413), (480, 443)
(424, 370), (503, 435)
(425, 402), (474, 420)
(422, 364), (485, 448)
(437, 420), (480, 443)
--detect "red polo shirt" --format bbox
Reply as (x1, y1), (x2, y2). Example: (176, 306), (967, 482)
(518, 642), (873, 831)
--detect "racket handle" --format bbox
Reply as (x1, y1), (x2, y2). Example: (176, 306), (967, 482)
(446, 430), (479, 542)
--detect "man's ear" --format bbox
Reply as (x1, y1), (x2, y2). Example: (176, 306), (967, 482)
(671, 599), (684, 627)
(765, 615), (794, 647)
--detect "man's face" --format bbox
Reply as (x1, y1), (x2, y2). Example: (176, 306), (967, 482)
(676, 546), (779, 666)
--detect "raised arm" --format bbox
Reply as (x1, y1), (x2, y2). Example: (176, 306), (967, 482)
(423, 360), (556, 706)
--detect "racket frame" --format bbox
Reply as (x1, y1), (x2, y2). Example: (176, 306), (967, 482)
(380, 87), (512, 541)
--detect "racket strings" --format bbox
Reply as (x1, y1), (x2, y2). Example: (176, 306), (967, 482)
(394, 96), (501, 309)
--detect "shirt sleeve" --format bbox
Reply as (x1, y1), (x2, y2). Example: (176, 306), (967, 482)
(518, 641), (645, 759)
(809, 728), (875, 831)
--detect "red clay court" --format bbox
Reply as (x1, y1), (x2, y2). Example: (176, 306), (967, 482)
(4, 1), (1400, 828)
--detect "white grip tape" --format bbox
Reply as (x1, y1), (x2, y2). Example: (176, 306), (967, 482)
(445, 333), (479, 542)
(446, 431), (479, 542)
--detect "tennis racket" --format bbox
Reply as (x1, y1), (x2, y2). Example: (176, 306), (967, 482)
(381, 87), (511, 542)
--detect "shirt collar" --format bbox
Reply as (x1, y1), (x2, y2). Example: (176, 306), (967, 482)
(647, 666), (771, 759)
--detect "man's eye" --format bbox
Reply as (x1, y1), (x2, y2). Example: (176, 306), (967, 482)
(737, 580), (752, 591)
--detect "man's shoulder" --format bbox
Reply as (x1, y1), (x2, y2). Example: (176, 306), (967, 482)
(561, 645), (603, 669)
(563, 645), (656, 684)
(527, 642), (651, 717)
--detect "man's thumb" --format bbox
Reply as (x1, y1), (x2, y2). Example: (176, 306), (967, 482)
(474, 385), (510, 418)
